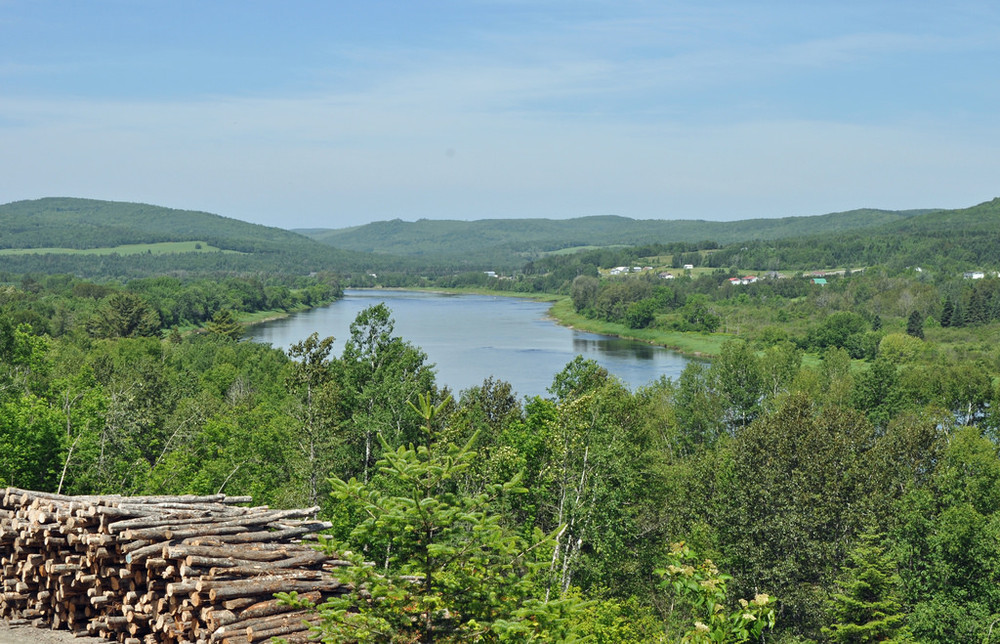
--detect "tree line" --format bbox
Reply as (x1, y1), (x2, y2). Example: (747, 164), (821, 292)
(2, 269), (1000, 641)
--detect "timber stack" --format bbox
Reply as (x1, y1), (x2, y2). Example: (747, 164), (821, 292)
(0, 487), (346, 643)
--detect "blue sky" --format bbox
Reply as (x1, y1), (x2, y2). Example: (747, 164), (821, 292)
(1, 1), (998, 229)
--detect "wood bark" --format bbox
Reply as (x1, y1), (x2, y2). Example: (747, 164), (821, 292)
(0, 487), (341, 643)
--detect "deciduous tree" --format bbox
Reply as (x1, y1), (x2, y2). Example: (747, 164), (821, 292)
(292, 394), (583, 642)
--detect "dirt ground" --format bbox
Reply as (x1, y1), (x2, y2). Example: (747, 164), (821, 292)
(0, 620), (103, 644)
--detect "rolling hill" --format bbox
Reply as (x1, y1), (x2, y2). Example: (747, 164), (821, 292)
(0, 197), (369, 278)
(296, 207), (931, 269)
(705, 197), (1000, 271)
(4, 196), (995, 278)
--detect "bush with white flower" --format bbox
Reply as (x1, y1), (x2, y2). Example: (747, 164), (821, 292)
(657, 542), (777, 643)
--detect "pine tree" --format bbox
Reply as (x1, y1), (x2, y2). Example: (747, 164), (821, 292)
(940, 296), (955, 328)
(905, 310), (924, 340)
(205, 308), (243, 341)
(823, 531), (912, 643)
(90, 291), (161, 338)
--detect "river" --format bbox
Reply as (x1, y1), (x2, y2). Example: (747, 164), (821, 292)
(247, 289), (692, 398)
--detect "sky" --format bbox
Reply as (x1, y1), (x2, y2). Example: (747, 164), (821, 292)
(1, 1), (998, 230)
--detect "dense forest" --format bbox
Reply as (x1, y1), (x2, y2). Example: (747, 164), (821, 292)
(297, 207), (930, 270)
(2, 196), (1000, 641)
(0, 198), (379, 278)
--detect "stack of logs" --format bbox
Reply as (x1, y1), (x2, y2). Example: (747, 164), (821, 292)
(0, 487), (349, 643)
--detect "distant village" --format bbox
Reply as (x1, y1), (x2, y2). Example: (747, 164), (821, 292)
(475, 264), (996, 285)
(596, 264), (858, 286)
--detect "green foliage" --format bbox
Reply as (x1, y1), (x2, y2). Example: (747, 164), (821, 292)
(940, 296), (956, 327)
(711, 340), (764, 431)
(338, 304), (436, 484)
(205, 308), (243, 341)
(823, 530), (912, 643)
(658, 542), (777, 643)
(850, 358), (904, 429)
(624, 297), (658, 329)
(672, 362), (725, 454)
(89, 291), (161, 338)
(717, 395), (884, 636)
(548, 356), (610, 402)
(877, 333), (923, 364)
(286, 332), (339, 508)
(806, 311), (869, 352)
(570, 275), (601, 314)
(593, 280), (653, 323)
(893, 427), (1000, 644)
(295, 393), (585, 642)
(677, 295), (721, 333)
(905, 310), (924, 339)
(0, 393), (63, 489)
(571, 595), (665, 643)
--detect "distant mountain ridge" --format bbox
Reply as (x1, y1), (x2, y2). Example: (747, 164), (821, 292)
(296, 207), (933, 266)
(4, 196), (996, 277)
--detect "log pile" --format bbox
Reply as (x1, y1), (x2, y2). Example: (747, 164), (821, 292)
(1, 487), (347, 643)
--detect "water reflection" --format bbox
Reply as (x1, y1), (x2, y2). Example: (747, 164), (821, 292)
(573, 335), (659, 360)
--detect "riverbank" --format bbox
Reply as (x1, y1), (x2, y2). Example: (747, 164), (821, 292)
(545, 297), (730, 358)
(172, 297), (339, 338)
(237, 297), (339, 328)
(401, 286), (731, 358)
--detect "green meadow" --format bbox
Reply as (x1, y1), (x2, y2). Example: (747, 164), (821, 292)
(0, 241), (240, 256)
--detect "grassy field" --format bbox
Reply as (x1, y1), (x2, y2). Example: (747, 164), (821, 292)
(543, 244), (629, 256)
(0, 241), (241, 256)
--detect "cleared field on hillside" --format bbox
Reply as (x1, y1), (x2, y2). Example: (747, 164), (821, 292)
(0, 241), (241, 256)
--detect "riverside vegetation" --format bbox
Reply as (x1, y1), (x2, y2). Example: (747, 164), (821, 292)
(2, 196), (1000, 641)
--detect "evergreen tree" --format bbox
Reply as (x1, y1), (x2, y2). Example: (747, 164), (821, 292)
(964, 288), (987, 325)
(940, 296), (955, 327)
(906, 311), (924, 340)
(205, 308), (242, 340)
(823, 530), (912, 643)
(89, 291), (161, 338)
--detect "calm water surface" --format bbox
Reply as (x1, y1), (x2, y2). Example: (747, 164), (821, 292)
(248, 289), (692, 398)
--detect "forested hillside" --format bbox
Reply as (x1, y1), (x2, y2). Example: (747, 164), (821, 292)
(298, 207), (926, 269)
(0, 198), (373, 278)
(0, 198), (322, 249)
(706, 197), (1000, 273)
